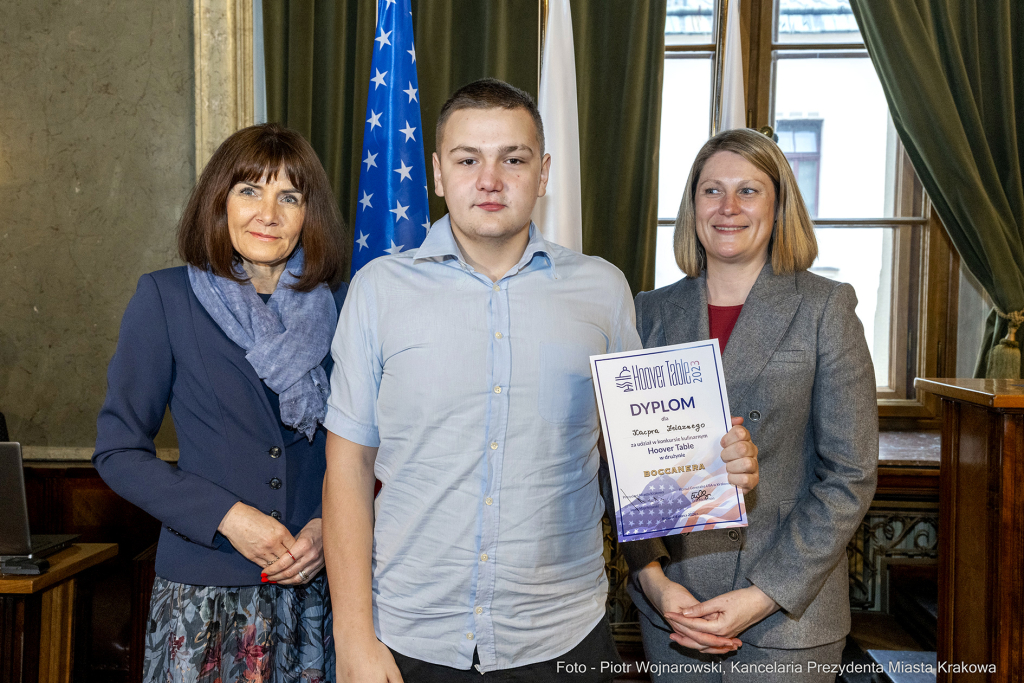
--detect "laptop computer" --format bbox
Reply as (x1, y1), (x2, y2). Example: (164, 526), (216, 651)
(0, 442), (78, 560)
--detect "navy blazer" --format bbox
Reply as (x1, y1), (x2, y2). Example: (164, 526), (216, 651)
(94, 267), (347, 587)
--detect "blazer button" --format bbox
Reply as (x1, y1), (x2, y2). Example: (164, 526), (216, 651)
(728, 529), (740, 542)
(269, 447), (282, 458)
(270, 510), (281, 520)
(269, 477), (282, 490)
(748, 410), (761, 422)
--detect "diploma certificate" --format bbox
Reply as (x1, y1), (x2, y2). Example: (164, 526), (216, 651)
(591, 340), (747, 542)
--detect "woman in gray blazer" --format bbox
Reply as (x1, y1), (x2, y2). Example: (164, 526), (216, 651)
(623, 128), (877, 681)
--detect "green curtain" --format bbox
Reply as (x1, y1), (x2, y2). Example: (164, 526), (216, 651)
(263, 0), (377, 269)
(264, 0), (666, 292)
(849, 1), (1024, 376)
(572, 0), (666, 295)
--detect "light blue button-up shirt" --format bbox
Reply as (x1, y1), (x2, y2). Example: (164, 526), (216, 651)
(325, 215), (642, 671)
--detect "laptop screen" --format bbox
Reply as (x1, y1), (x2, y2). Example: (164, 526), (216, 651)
(0, 443), (33, 556)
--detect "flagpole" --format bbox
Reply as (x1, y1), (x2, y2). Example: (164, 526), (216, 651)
(538, 0), (547, 89)
(711, 0), (729, 136)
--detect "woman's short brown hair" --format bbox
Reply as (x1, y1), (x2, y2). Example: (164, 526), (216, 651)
(177, 123), (346, 291)
(674, 128), (817, 278)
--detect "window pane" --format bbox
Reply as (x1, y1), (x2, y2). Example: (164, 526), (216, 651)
(794, 130), (817, 152)
(777, 130), (795, 153)
(776, 0), (862, 44)
(795, 160), (819, 215)
(666, 0), (716, 46)
(654, 222), (684, 289)
(657, 54), (713, 219)
(774, 54), (897, 218)
(810, 227), (893, 386)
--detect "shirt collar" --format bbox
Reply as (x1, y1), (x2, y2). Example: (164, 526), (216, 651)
(414, 214), (559, 279)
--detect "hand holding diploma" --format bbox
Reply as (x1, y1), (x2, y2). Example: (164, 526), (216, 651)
(721, 416), (759, 494)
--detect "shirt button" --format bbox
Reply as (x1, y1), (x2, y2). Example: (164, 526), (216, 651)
(467, 633), (474, 640)
(475, 606), (483, 614)
(270, 510), (281, 520)
(485, 497), (493, 506)
(493, 385), (502, 394)
(480, 553), (488, 562)
(492, 284), (500, 292)
(269, 446), (282, 458)
(494, 331), (503, 340)
(728, 529), (740, 542)
(490, 441), (498, 450)
(749, 410), (761, 422)
(269, 477), (282, 490)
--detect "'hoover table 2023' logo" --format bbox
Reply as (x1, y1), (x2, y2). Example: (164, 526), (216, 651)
(615, 359), (702, 393)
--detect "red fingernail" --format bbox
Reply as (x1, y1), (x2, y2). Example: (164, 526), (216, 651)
(261, 576), (268, 583)
(270, 581), (277, 584)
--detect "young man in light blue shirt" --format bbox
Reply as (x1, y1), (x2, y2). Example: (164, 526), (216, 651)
(322, 79), (759, 683)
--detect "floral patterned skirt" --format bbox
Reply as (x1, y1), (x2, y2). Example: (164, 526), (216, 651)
(143, 575), (334, 683)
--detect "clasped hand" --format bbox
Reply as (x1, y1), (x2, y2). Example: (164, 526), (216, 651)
(639, 563), (779, 654)
(217, 502), (325, 584)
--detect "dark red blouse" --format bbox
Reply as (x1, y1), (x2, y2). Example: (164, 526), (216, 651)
(708, 304), (744, 353)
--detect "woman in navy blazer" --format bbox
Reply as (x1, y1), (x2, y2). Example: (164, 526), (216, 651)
(94, 124), (347, 682)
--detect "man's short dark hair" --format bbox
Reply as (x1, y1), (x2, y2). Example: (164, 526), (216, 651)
(435, 78), (545, 154)
(177, 123), (346, 291)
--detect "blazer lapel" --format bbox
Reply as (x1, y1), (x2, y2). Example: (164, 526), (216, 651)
(723, 263), (803, 407)
(187, 283), (278, 429)
(663, 274), (709, 346)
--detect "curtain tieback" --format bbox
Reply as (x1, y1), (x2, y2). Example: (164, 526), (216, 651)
(986, 307), (1024, 379)
(996, 307), (1024, 344)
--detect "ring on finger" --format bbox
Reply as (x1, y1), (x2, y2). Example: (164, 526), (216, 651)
(297, 569), (308, 581)
(286, 550), (296, 562)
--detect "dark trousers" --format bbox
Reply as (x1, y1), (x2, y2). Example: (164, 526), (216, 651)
(389, 616), (622, 682)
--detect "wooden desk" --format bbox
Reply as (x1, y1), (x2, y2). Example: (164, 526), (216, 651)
(915, 379), (1024, 682)
(0, 543), (118, 683)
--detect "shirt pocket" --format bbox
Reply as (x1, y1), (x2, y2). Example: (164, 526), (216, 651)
(537, 342), (596, 425)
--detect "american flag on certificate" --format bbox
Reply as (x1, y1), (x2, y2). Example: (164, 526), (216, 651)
(352, 0), (430, 275)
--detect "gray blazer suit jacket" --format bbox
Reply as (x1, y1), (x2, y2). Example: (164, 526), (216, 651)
(621, 263), (878, 649)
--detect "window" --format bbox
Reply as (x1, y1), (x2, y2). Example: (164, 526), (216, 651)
(655, 0), (958, 422)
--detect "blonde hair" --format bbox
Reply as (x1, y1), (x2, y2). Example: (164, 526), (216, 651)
(673, 128), (817, 277)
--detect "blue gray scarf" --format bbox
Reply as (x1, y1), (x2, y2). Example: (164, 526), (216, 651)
(187, 248), (337, 441)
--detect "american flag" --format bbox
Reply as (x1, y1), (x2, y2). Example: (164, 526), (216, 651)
(620, 475), (691, 539)
(352, 0), (430, 275)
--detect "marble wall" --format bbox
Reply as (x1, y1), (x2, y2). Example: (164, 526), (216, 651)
(0, 1), (194, 455)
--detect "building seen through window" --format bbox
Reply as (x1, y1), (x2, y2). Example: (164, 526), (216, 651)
(776, 119), (822, 217)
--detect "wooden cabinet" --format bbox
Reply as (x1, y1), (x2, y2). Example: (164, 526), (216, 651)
(916, 379), (1024, 682)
